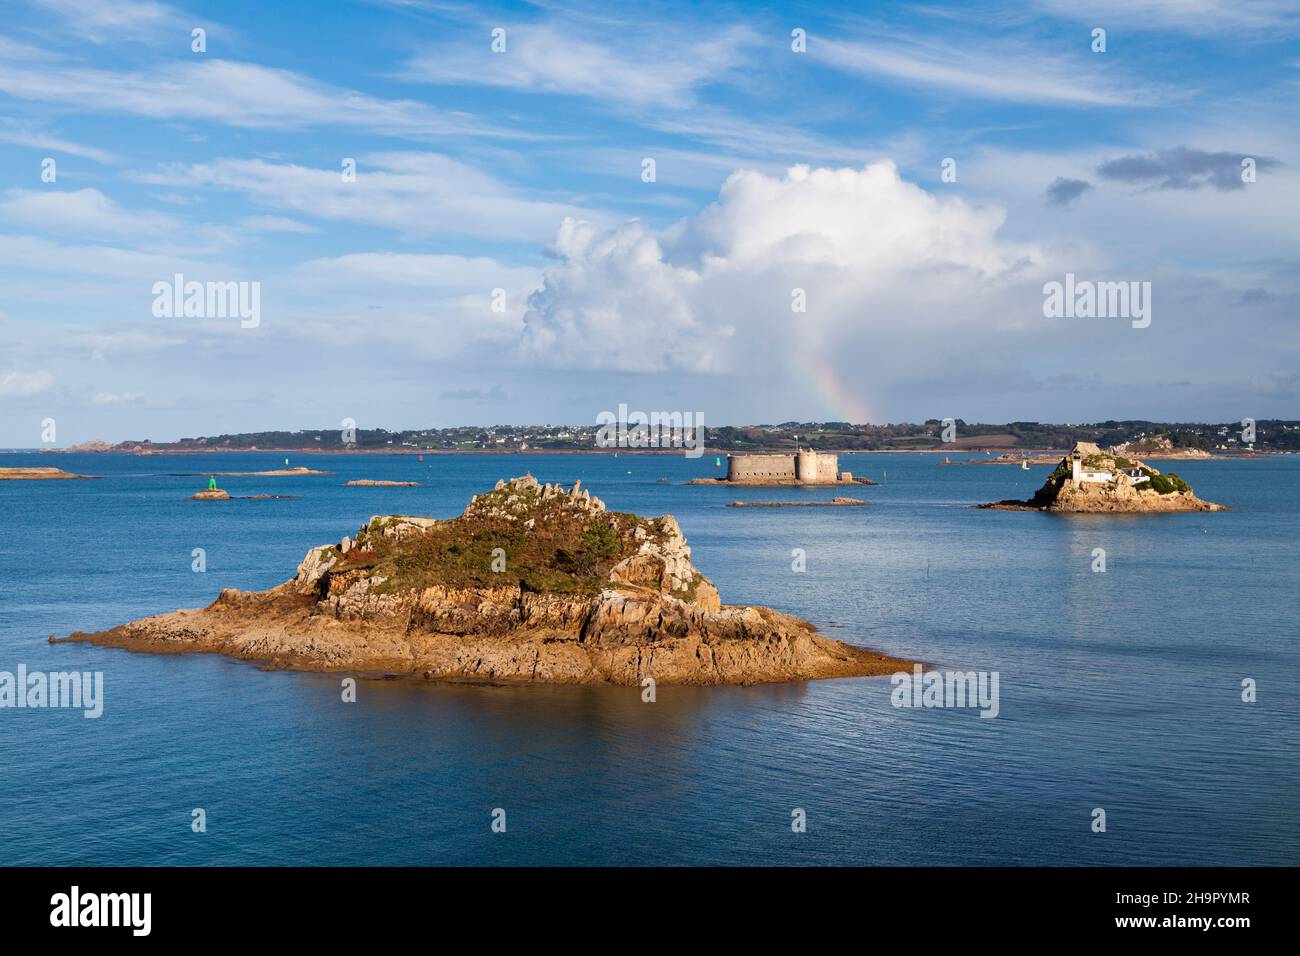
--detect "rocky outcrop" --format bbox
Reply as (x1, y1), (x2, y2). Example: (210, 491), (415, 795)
(200, 467), (332, 476)
(345, 480), (421, 487)
(727, 498), (865, 507)
(59, 475), (909, 685)
(59, 439), (115, 453)
(981, 443), (1225, 513)
(1109, 436), (1213, 460)
(0, 467), (96, 480)
(189, 489), (231, 500)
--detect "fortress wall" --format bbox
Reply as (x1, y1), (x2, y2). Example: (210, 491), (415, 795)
(727, 452), (842, 482)
(727, 454), (797, 481)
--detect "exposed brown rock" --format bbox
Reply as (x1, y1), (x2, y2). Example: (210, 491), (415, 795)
(727, 497), (865, 507)
(60, 476), (909, 685)
(0, 467), (97, 480)
(58, 439), (115, 452)
(197, 467), (332, 476)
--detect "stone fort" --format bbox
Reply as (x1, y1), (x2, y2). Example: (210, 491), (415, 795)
(726, 449), (850, 484)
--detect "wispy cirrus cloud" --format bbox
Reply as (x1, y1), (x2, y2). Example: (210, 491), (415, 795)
(0, 57), (528, 141)
(400, 22), (761, 109)
(1035, 0), (1300, 37)
(237, 215), (318, 235)
(0, 119), (117, 163)
(134, 153), (603, 241)
(20, 0), (185, 42)
(816, 33), (1155, 107)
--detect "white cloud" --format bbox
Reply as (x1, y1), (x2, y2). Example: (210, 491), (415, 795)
(1035, 0), (1300, 36)
(92, 390), (145, 405)
(0, 35), (57, 60)
(521, 162), (1047, 374)
(293, 251), (536, 292)
(0, 57), (522, 141)
(71, 330), (186, 361)
(135, 153), (601, 241)
(399, 21), (871, 163)
(237, 215), (317, 234)
(0, 119), (117, 163)
(0, 369), (54, 396)
(401, 23), (759, 109)
(0, 233), (226, 279)
(0, 187), (177, 236)
(21, 0), (182, 42)
(280, 251), (539, 358)
(816, 34), (1153, 107)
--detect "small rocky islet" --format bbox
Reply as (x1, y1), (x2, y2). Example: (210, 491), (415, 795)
(0, 467), (97, 480)
(981, 442), (1225, 513)
(60, 475), (910, 685)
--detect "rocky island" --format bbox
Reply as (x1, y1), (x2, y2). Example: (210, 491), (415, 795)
(981, 442), (1225, 513)
(190, 488), (231, 500)
(192, 466), (333, 476)
(727, 497), (865, 508)
(58, 475), (909, 685)
(0, 467), (97, 480)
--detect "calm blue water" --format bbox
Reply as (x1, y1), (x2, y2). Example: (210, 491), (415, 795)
(1, 451), (1296, 866)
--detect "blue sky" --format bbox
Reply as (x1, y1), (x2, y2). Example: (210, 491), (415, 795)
(1, 0), (1298, 444)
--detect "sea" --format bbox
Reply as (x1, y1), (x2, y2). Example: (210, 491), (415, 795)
(1, 450), (1296, 866)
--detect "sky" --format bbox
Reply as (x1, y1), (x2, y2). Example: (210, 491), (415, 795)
(0, 0), (1298, 445)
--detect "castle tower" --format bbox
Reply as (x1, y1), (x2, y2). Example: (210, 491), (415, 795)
(796, 449), (817, 484)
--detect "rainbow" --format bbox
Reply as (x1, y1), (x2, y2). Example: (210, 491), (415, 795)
(791, 349), (875, 424)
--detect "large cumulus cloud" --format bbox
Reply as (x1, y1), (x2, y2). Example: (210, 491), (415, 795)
(519, 162), (1049, 379)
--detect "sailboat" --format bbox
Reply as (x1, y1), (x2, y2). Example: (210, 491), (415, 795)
(1021, 460), (1030, 470)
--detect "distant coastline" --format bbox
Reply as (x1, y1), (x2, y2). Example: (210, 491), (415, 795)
(7, 418), (1295, 457)
(10, 445), (1282, 459)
